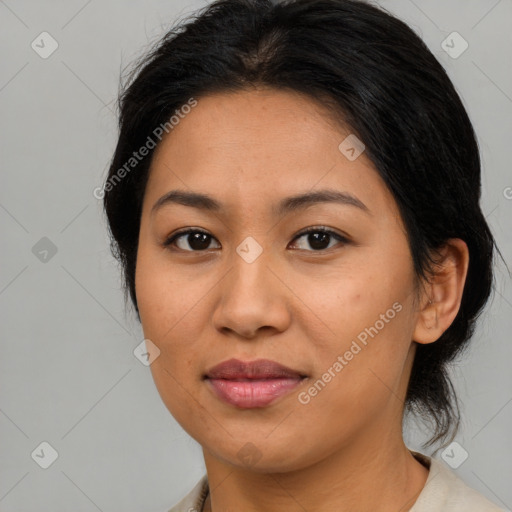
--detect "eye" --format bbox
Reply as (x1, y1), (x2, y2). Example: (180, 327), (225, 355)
(163, 226), (349, 253)
(163, 229), (220, 252)
(289, 226), (349, 251)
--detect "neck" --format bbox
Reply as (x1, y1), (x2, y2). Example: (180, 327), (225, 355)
(202, 424), (429, 512)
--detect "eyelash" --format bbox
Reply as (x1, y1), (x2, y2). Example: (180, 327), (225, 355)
(163, 226), (350, 253)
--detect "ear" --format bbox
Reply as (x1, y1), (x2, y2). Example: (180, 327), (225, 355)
(413, 239), (469, 344)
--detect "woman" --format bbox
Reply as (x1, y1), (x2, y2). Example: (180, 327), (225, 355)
(102, 0), (504, 510)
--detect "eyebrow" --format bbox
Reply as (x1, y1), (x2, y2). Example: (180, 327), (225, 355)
(150, 188), (370, 217)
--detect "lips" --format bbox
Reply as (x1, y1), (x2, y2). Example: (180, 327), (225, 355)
(204, 358), (307, 408)
(205, 358), (305, 380)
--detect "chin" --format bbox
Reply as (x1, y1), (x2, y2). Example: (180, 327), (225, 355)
(204, 435), (322, 474)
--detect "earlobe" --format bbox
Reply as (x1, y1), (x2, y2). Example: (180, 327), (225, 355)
(412, 239), (469, 345)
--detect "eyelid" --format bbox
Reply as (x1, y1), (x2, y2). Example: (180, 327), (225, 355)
(163, 225), (350, 252)
(289, 225), (350, 249)
(163, 227), (217, 251)
(292, 225), (349, 240)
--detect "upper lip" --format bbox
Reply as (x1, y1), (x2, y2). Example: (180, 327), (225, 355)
(204, 358), (306, 380)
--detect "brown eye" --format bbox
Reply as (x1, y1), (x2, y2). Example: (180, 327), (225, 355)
(164, 226), (348, 253)
(289, 227), (349, 251)
(164, 229), (220, 252)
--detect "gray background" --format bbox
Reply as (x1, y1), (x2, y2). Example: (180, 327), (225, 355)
(0, 0), (511, 510)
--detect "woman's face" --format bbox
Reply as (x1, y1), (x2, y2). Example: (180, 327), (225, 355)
(135, 88), (422, 472)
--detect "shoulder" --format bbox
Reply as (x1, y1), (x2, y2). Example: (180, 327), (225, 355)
(167, 475), (208, 512)
(410, 451), (505, 512)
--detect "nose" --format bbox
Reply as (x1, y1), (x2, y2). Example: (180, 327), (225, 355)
(212, 245), (292, 340)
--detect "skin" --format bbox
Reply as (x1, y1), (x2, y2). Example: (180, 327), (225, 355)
(135, 87), (469, 512)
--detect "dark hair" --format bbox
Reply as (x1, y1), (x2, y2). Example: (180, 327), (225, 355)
(102, 0), (499, 449)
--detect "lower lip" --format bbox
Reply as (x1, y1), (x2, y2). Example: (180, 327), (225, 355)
(206, 377), (304, 408)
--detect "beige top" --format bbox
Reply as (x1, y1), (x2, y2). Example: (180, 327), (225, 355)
(168, 451), (505, 511)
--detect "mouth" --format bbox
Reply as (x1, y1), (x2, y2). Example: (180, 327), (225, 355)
(204, 358), (308, 409)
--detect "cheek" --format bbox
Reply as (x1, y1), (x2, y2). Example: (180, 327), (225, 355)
(137, 270), (206, 427)
(292, 249), (415, 408)
(135, 248), (206, 347)
(289, 254), (411, 352)
(149, 358), (216, 446)
(135, 260), (206, 427)
(294, 309), (413, 449)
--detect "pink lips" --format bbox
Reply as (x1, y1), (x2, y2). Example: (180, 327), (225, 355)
(204, 358), (306, 408)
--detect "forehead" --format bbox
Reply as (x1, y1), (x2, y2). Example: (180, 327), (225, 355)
(144, 88), (400, 222)
(153, 87), (349, 162)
